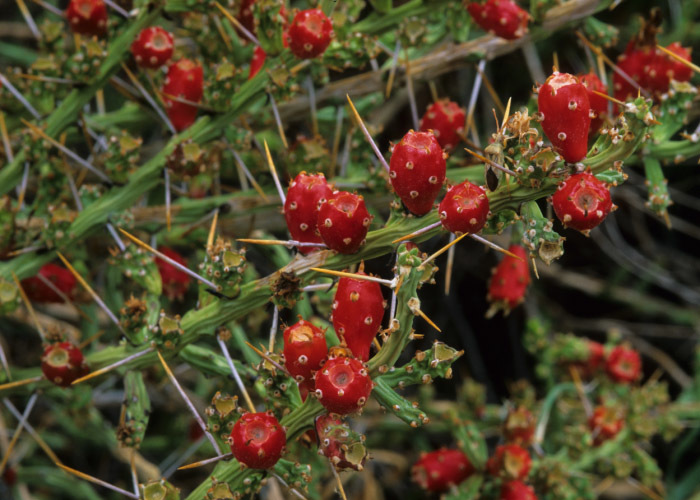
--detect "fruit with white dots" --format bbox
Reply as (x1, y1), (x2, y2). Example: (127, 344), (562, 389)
(317, 191), (372, 254)
(551, 172), (613, 234)
(438, 181), (490, 235)
(314, 356), (372, 415)
(283, 172), (333, 254)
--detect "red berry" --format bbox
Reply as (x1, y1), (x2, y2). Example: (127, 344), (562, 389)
(131, 27), (174, 69)
(155, 247), (192, 301)
(249, 46), (267, 79)
(578, 72), (607, 133)
(230, 412), (286, 469)
(487, 444), (532, 481)
(283, 319), (328, 384)
(237, 0), (257, 36)
(500, 480), (538, 500)
(419, 99), (466, 150)
(162, 59), (204, 132)
(21, 263), (77, 304)
(317, 191), (372, 254)
(551, 172), (613, 234)
(389, 130), (446, 216)
(605, 345), (641, 383)
(411, 449), (474, 492)
(588, 406), (624, 446)
(438, 181), (489, 234)
(288, 9), (333, 59)
(613, 47), (647, 103)
(315, 414), (367, 471)
(466, 0), (529, 40)
(65, 0), (108, 37)
(538, 72), (591, 164)
(284, 172), (333, 254)
(41, 341), (90, 387)
(503, 406), (535, 445)
(487, 244), (530, 314)
(332, 274), (385, 362)
(314, 356), (372, 415)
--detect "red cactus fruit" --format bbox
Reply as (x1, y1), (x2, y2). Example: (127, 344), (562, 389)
(65, 0), (108, 37)
(578, 71), (607, 133)
(284, 172), (333, 254)
(500, 480), (538, 500)
(438, 181), (490, 235)
(411, 448), (474, 492)
(389, 130), (447, 216)
(131, 27), (174, 69)
(287, 9), (333, 59)
(162, 59), (204, 132)
(230, 412), (286, 469)
(332, 274), (385, 361)
(155, 247), (192, 301)
(419, 99), (466, 150)
(2, 466), (17, 487)
(317, 191), (372, 254)
(314, 356), (372, 415)
(21, 263), (77, 303)
(315, 414), (367, 471)
(574, 340), (605, 378)
(551, 172), (613, 234)
(538, 72), (591, 164)
(487, 444), (532, 481)
(41, 341), (90, 387)
(487, 244), (530, 315)
(237, 0), (257, 36)
(249, 46), (267, 79)
(503, 406), (535, 445)
(466, 0), (529, 40)
(283, 319), (328, 384)
(588, 406), (624, 446)
(605, 345), (641, 383)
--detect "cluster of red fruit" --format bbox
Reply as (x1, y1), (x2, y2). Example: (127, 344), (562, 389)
(576, 341), (642, 384)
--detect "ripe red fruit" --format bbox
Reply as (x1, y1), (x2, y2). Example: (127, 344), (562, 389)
(588, 406), (624, 445)
(317, 191), (372, 254)
(419, 99), (466, 150)
(500, 480), (538, 500)
(315, 356), (372, 415)
(537, 72), (591, 164)
(283, 319), (328, 384)
(487, 444), (532, 481)
(288, 9), (333, 59)
(248, 46), (267, 79)
(578, 72), (607, 133)
(284, 172), (333, 254)
(411, 449), (474, 492)
(230, 412), (286, 469)
(332, 274), (385, 361)
(466, 0), (529, 40)
(41, 341), (90, 387)
(389, 130), (446, 216)
(155, 247), (192, 301)
(315, 414), (367, 471)
(438, 181), (489, 234)
(65, 0), (108, 37)
(487, 244), (530, 315)
(162, 59), (204, 132)
(605, 345), (641, 383)
(131, 27), (174, 69)
(21, 263), (77, 303)
(503, 406), (535, 445)
(237, 0), (257, 36)
(551, 172), (613, 234)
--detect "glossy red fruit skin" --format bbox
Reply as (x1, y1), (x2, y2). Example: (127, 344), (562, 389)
(438, 181), (489, 234)
(606, 345), (641, 383)
(332, 275), (385, 361)
(317, 191), (372, 254)
(538, 72), (591, 163)
(155, 247), (192, 301)
(162, 59), (204, 132)
(487, 444), (532, 481)
(503, 406), (535, 445)
(487, 245), (530, 311)
(466, 0), (529, 40)
(41, 342), (90, 387)
(21, 263), (77, 303)
(500, 480), (538, 500)
(288, 9), (333, 59)
(389, 130), (446, 216)
(65, 0), (108, 37)
(419, 100), (466, 150)
(315, 357), (372, 415)
(552, 172), (612, 233)
(589, 406), (624, 446)
(248, 46), (267, 79)
(411, 449), (474, 492)
(613, 47), (647, 103)
(284, 172), (333, 254)
(283, 319), (328, 383)
(230, 412), (286, 469)
(578, 72), (607, 133)
(131, 27), (174, 69)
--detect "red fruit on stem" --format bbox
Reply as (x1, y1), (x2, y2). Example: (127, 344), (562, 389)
(487, 444), (532, 481)
(155, 247), (192, 301)
(466, 0), (529, 40)
(41, 341), (90, 387)
(438, 181), (489, 234)
(411, 449), (474, 492)
(605, 345), (641, 383)
(230, 412), (286, 469)
(21, 263), (77, 303)
(131, 27), (174, 69)
(588, 406), (624, 446)
(332, 274), (385, 361)
(317, 191), (372, 254)
(551, 172), (613, 234)
(162, 59), (204, 132)
(249, 46), (267, 79)
(613, 47), (647, 103)
(503, 406), (535, 445)
(288, 9), (333, 59)
(283, 319), (328, 384)
(65, 0), (108, 37)
(315, 414), (367, 471)
(537, 72), (591, 163)
(487, 244), (530, 315)
(500, 480), (538, 500)
(419, 99), (466, 150)
(238, 0), (257, 36)
(389, 130), (446, 216)
(578, 72), (607, 133)
(314, 356), (372, 415)
(284, 172), (333, 254)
